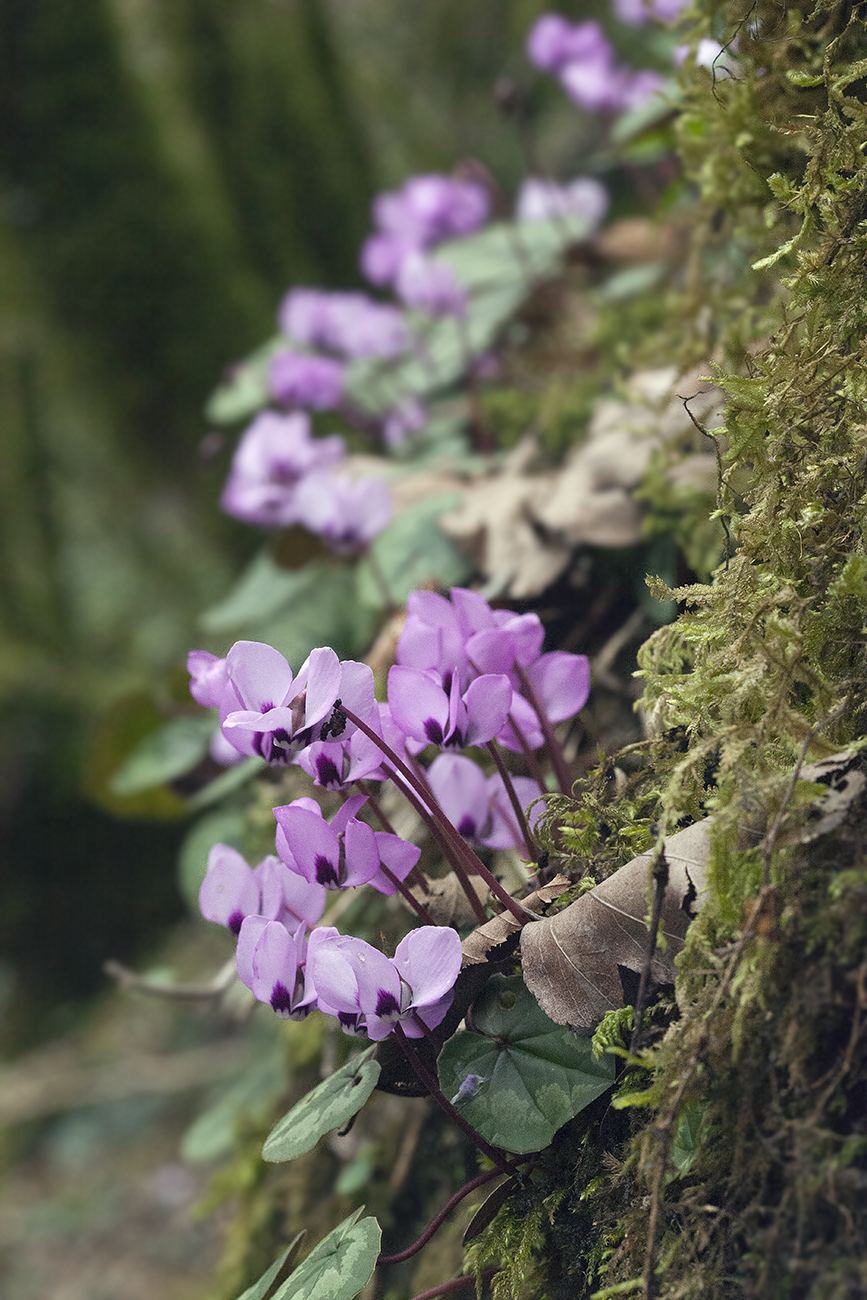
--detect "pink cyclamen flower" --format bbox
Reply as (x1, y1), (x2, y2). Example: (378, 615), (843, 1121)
(307, 925), (463, 1039)
(274, 794), (419, 895)
(269, 350), (345, 410)
(236, 916), (317, 1020)
(220, 410), (345, 528)
(382, 397), (427, 450)
(515, 177), (609, 230)
(527, 16), (612, 73)
(388, 665), (512, 751)
(279, 289), (412, 361)
(293, 471), (392, 555)
(198, 845), (326, 934)
(396, 253), (467, 317)
(219, 641), (374, 765)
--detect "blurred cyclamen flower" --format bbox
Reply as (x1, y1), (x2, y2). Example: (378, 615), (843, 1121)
(269, 350), (345, 410)
(278, 289), (412, 361)
(198, 845), (327, 934)
(516, 177), (609, 229)
(216, 641), (374, 765)
(188, 650), (230, 709)
(527, 13), (664, 112)
(236, 916), (317, 1020)
(382, 397), (427, 450)
(613, 0), (689, 22)
(293, 471), (392, 555)
(396, 253), (467, 317)
(307, 925), (463, 1039)
(673, 38), (734, 74)
(361, 173), (489, 288)
(220, 410), (345, 528)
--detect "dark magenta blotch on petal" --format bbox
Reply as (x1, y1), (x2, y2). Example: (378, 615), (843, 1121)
(375, 989), (401, 1019)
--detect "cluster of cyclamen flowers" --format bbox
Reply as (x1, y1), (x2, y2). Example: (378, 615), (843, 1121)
(191, 586), (590, 1040)
(220, 9), (693, 537)
(220, 408), (391, 553)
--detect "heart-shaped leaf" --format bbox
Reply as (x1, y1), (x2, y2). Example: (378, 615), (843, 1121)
(263, 1046), (380, 1163)
(110, 714), (215, 795)
(437, 975), (614, 1154)
(271, 1208), (381, 1300)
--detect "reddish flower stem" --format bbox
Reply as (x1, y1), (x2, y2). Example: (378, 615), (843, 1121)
(507, 711), (549, 790)
(377, 1168), (502, 1265)
(485, 739), (535, 858)
(406, 1268), (498, 1300)
(378, 860), (437, 926)
(515, 663), (572, 795)
(341, 706), (530, 925)
(380, 763), (487, 924)
(392, 1024), (514, 1177)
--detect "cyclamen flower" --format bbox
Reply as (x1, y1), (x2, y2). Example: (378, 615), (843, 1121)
(527, 13), (663, 113)
(613, 0), (689, 23)
(279, 289), (412, 361)
(293, 472), (392, 555)
(396, 253), (467, 317)
(361, 173), (489, 287)
(220, 410), (345, 528)
(516, 177), (609, 230)
(307, 925), (463, 1039)
(274, 794), (419, 895)
(426, 754), (546, 850)
(269, 350), (345, 410)
(382, 398), (427, 450)
(388, 665), (512, 751)
(218, 641), (374, 765)
(236, 916), (317, 1020)
(198, 845), (327, 934)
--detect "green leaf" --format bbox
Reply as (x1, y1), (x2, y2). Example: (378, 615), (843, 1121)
(437, 975), (615, 1155)
(786, 68), (824, 87)
(109, 714), (215, 795)
(672, 1101), (706, 1175)
(271, 1208), (381, 1300)
(234, 1235), (304, 1300)
(200, 549), (316, 633)
(356, 493), (470, 609)
(263, 1046), (380, 1163)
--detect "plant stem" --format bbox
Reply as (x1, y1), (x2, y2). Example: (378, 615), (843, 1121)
(377, 860), (437, 926)
(406, 1269), (498, 1300)
(340, 706), (531, 925)
(515, 663), (573, 795)
(393, 1024), (514, 1177)
(506, 711), (549, 790)
(377, 1168), (502, 1265)
(486, 739), (535, 858)
(382, 763), (488, 925)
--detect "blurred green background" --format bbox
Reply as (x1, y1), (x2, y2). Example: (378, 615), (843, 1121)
(0, 0), (571, 1049)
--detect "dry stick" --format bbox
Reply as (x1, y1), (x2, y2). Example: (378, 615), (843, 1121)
(486, 738), (535, 858)
(515, 663), (573, 795)
(392, 1024), (515, 1177)
(377, 1168), (503, 1265)
(628, 848), (670, 1056)
(340, 705), (530, 925)
(104, 958), (236, 1000)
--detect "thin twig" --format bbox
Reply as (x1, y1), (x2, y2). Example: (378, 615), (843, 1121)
(104, 958), (236, 1000)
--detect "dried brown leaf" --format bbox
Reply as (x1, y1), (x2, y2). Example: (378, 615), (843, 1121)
(461, 875), (571, 966)
(520, 822), (711, 1030)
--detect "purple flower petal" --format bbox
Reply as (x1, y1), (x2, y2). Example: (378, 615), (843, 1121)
(199, 844), (260, 933)
(393, 926), (463, 1007)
